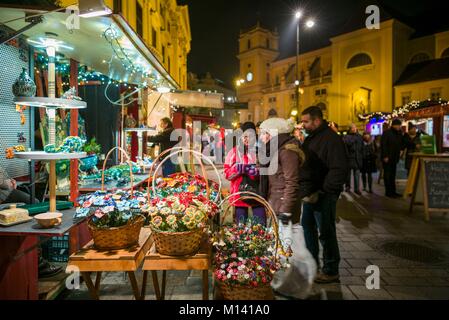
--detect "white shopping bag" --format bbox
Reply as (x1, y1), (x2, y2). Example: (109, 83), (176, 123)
(271, 222), (317, 299)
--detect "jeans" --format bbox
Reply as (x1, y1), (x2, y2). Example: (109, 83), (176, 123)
(301, 192), (340, 276)
(4, 189), (37, 204)
(361, 172), (373, 191)
(235, 206), (266, 226)
(162, 159), (176, 177)
(345, 169), (360, 192)
(383, 162), (397, 196)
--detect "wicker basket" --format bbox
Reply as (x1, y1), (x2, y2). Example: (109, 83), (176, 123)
(217, 282), (274, 300)
(88, 215), (145, 251)
(151, 227), (204, 256)
(215, 192), (281, 300)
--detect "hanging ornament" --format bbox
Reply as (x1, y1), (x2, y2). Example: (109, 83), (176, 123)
(12, 67), (36, 97)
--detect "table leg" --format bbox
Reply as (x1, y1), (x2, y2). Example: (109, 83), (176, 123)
(161, 270), (167, 300)
(141, 270), (148, 300)
(81, 272), (99, 300)
(127, 271), (141, 300)
(202, 270), (209, 300)
(151, 271), (161, 300)
(95, 272), (102, 292)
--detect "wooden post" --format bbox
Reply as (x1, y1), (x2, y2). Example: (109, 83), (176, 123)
(69, 59), (79, 203)
(49, 160), (57, 212)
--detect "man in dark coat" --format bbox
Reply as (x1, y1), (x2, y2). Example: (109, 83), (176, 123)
(148, 117), (178, 176)
(343, 124), (364, 195)
(381, 119), (405, 198)
(299, 106), (349, 284)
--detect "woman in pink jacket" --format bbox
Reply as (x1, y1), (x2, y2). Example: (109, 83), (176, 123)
(224, 122), (266, 225)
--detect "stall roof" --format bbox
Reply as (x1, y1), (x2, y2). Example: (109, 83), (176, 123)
(0, 6), (177, 88)
(155, 90), (224, 109)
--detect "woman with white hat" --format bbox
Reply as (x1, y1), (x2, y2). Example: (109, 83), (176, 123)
(258, 118), (305, 225)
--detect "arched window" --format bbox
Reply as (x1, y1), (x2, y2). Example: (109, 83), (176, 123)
(410, 52), (430, 64)
(347, 53), (373, 69)
(441, 47), (449, 59)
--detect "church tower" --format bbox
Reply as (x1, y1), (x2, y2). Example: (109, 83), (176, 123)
(236, 23), (279, 123)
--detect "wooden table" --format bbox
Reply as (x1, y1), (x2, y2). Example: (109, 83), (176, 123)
(141, 239), (211, 300)
(0, 209), (88, 300)
(67, 227), (152, 300)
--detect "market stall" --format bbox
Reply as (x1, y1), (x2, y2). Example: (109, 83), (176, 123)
(0, 5), (181, 300)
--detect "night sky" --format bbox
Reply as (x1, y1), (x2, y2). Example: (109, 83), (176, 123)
(178, 0), (449, 88)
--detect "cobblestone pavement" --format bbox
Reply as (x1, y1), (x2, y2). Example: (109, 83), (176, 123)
(60, 169), (449, 300)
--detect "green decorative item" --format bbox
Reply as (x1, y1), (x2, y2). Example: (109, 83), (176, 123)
(44, 136), (86, 153)
(420, 135), (437, 155)
(83, 137), (102, 156)
(12, 67), (36, 97)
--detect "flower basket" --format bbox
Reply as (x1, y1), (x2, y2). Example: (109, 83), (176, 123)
(147, 147), (222, 203)
(75, 147), (147, 250)
(213, 192), (287, 300)
(151, 228), (205, 256)
(217, 282), (274, 300)
(88, 214), (145, 250)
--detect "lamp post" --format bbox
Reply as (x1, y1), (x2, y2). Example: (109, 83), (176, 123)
(294, 11), (315, 116)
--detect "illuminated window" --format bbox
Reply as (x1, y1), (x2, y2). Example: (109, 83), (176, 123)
(347, 53), (372, 69)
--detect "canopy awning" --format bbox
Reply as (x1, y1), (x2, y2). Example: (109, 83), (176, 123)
(161, 90), (224, 109)
(0, 6), (177, 88)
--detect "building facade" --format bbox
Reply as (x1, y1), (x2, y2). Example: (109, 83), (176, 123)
(61, 0), (191, 89)
(237, 20), (449, 127)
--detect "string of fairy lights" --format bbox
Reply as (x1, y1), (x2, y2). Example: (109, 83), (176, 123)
(32, 25), (173, 91)
(358, 98), (449, 121)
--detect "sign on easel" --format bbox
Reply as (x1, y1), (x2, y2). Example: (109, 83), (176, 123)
(409, 156), (449, 221)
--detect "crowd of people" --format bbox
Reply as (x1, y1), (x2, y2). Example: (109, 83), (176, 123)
(222, 106), (423, 284)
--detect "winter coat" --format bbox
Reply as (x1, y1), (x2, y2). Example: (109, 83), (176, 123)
(298, 121), (349, 198)
(0, 166), (13, 204)
(260, 133), (305, 224)
(224, 146), (258, 208)
(381, 129), (405, 164)
(148, 128), (178, 153)
(404, 133), (421, 170)
(343, 132), (364, 169)
(361, 142), (377, 174)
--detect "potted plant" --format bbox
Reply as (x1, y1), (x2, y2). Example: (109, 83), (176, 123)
(145, 192), (219, 256)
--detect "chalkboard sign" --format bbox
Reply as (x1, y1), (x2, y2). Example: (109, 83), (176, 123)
(422, 158), (449, 211)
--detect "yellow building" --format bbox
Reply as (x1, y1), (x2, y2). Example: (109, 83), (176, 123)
(60, 0), (191, 89)
(237, 20), (449, 127)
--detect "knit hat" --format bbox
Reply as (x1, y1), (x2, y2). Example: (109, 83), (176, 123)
(241, 121), (256, 133)
(259, 117), (295, 136)
(392, 119), (402, 126)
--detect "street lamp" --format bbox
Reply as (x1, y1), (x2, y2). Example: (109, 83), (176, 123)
(294, 10), (315, 114)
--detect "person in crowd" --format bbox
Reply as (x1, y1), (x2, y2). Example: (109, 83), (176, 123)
(0, 165), (62, 278)
(403, 124), (422, 176)
(148, 117), (178, 176)
(373, 135), (383, 183)
(343, 124), (364, 195)
(361, 132), (377, 193)
(381, 118), (405, 198)
(293, 125), (306, 144)
(224, 122), (266, 225)
(329, 122), (339, 134)
(267, 109), (278, 119)
(299, 106), (348, 284)
(258, 118), (304, 226)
